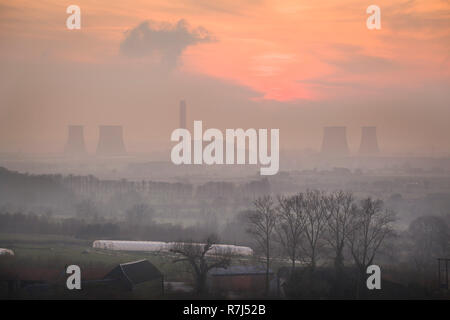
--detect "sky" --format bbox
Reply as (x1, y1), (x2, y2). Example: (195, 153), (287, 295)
(0, 0), (449, 154)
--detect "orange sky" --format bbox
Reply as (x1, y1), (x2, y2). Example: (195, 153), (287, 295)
(0, 0), (449, 154)
(1, 0), (449, 101)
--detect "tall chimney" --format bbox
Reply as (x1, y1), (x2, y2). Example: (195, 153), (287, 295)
(321, 126), (350, 156)
(359, 126), (379, 155)
(65, 125), (86, 155)
(179, 100), (186, 129)
(96, 125), (126, 156)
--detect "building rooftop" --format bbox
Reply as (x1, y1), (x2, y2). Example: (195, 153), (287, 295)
(103, 259), (162, 287)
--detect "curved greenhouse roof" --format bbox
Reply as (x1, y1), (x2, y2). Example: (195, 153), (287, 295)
(0, 248), (14, 256)
(93, 240), (253, 256)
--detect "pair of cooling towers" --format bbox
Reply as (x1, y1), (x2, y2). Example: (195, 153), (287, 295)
(65, 125), (126, 156)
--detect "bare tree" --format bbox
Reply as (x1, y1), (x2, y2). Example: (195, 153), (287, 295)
(324, 190), (357, 272)
(408, 215), (450, 272)
(245, 196), (278, 295)
(170, 235), (231, 294)
(301, 190), (330, 270)
(346, 198), (395, 276)
(276, 194), (306, 270)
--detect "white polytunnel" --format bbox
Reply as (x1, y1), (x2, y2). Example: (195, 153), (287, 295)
(92, 240), (253, 256)
(0, 248), (15, 256)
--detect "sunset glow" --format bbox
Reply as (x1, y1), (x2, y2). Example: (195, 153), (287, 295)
(1, 0), (449, 101)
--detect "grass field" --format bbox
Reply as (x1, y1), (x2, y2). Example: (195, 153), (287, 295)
(0, 232), (288, 299)
(0, 232), (192, 299)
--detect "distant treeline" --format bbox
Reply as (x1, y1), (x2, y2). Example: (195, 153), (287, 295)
(0, 167), (271, 209)
(0, 211), (215, 242)
(0, 167), (75, 212)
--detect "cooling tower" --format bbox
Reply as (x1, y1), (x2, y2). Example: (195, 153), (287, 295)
(96, 125), (126, 156)
(321, 126), (350, 156)
(359, 126), (379, 155)
(64, 125), (86, 155)
(179, 100), (186, 129)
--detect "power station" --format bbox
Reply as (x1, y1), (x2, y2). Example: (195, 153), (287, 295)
(96, 125), (126, 156)
(359, 126), (380, 155)
(64, 125), (86, 155)
(321, 126), (350, 156)
(63, 120), (379, 159)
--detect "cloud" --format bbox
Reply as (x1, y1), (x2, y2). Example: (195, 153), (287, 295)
(297, 78), (360, 88)
(328, 54), (395, 73)
(181, 0), (262, 15)
(388, 12), (450, 32)
(383, 0), (450, 33)
(324, 43), (396, 74)
(120, 19), (215, 69)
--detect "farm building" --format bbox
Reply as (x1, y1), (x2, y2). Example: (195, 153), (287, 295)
(103, 259), (164, 293)
(207, 265), (274, 296)
(93, 240), (253, 256)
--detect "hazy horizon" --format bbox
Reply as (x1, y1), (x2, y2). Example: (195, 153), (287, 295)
(1, 0), (449, 155)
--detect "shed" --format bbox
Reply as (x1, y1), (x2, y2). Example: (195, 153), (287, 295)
(103, 259), (163, 293)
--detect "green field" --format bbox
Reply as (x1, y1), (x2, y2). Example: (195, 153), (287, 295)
(0, 233), (191, 299)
